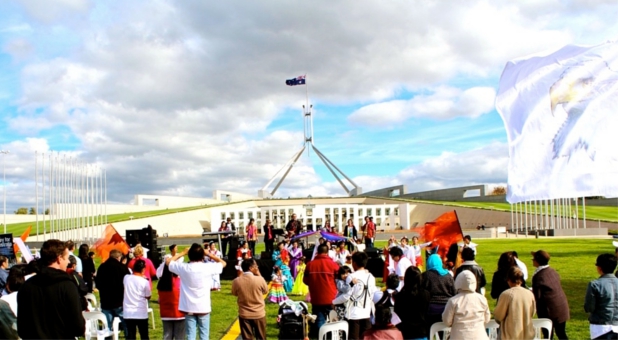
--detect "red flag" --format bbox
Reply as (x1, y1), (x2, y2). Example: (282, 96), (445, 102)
(93, 224), (130, 262)
(415, 211), (463, 260)
(14, 226), (32, 256)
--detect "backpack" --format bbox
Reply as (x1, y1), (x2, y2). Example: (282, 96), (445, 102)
(346, 271), (374, 319)
(277, 302), (307, 340)
(375, 290), (395, 309)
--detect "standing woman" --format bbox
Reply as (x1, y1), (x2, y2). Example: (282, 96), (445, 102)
(157, 254), (185, 340)
(422, 254), (456, 333)
(491, 251), (518, 301)
(245, 218), (258, 256)
(410, 236), (433, 271)
(395, 266), (431, 340)
(323, 220), (333, 233)
(288, 240), (303, 279)
(128, 245), (157, 288)
(343, 219), (358, 252)
(78, 244), (95, 293)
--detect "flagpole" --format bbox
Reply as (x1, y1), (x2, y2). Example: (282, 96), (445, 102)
(42, 153), (46, 240)
(35, 151), (39, 242)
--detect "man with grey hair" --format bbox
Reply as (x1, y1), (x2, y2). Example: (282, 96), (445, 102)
(96, 249), (130, 336)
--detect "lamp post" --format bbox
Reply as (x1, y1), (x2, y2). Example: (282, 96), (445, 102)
(1, 150), (9, 234)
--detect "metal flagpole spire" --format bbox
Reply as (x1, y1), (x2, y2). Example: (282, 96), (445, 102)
(259, 74), (361, 198)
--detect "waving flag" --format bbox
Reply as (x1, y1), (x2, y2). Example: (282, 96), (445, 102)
(286, 75), (306, 86)
(415, 211), (463, 260)
(496, 41), (618, 203)
(93, 224), (130, 262)
(320, 231), (347, 242)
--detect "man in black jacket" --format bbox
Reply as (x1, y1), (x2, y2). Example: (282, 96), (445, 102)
(95, 249), (130, 335)
(455, 247), (487, 294)
(17, 239), (85, 339)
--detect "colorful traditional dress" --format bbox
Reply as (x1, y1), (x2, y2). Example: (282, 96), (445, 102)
(288, 246), (303, 279)
(411, 241), (432, 271)
(290, 262), (308, 296)
(273, 249), (294, 292)
(267, 273), (289, 303)
(205, 249), (222, 291)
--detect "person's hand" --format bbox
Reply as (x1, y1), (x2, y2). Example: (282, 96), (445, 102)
(182, 248), (190, 256)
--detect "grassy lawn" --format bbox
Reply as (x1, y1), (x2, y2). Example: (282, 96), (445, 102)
(412, 199), (618, 223)
(88, 238), (612, 339)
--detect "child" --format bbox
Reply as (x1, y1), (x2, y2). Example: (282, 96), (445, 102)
(236, 252), (249, 277)
(290, 257), (308, 296)
(205, 241), (222, 291)
(267, 266), (289, 304)
(333, 266), (352, 321)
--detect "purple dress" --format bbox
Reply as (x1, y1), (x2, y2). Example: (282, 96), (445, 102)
(289, 246), (303, 279)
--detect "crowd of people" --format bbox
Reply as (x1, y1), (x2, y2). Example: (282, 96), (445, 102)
(6, 223), (618, 340)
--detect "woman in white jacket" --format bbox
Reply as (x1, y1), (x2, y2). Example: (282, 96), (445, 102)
(441, 270), (490, 340)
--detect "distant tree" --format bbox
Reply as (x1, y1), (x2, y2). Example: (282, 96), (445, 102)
(29, 207), (35, 215)
(490, 186), (507, 195)
(44, 208), (49, 215)
(14, 207), (28, 215)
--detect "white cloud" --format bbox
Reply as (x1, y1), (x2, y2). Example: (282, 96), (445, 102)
(348, 86), (497, 126)
(2, 0), (618, 209)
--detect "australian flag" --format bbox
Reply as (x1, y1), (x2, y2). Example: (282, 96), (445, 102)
(285, 75), (306, 86)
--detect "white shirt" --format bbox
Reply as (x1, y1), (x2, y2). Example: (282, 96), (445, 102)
(1, 292), (17, 316)
(335, 250), (350, 265)
(391, 257), (412, 290)
(332, 269), (377, 320)
(514, 257), (529, 282)
(328, 249), (337, 261)
(458, 241), (477, 255)
(372, 289), (401, 325)
(123, 275), (151, 319)
(169, 261), (223, 314)
(156, 255), (184, 278)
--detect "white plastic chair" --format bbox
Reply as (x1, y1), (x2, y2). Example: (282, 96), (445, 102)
(83, 311), (120, 340)
(429, 322), (451, 340)
(85, 293), (98, 311)
(485, 319), (500, 340)
(533, 318), (553, 340)
(319, 320), (348, 340)
(148, 307), (155, 329)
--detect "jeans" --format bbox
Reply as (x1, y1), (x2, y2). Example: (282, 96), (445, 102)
(311, 305), (332, 336)
(163, 320), (186, 340)
(248, 241), (256, 257)
(101, 307), (128, 337)
(185, 314), (210, 340)
(365, 237), (374, 249)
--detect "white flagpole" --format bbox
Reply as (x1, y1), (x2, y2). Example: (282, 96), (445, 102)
(42, 153), (46, 240)
(104, 169), (107, 225)
(49, 153), (53, 238)
(583, 197), (587, 229)
(510, 203), (513, 232)
(35, 151), (39, 241)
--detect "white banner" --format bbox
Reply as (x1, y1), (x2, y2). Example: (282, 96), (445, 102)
(496, 41), (618, 203)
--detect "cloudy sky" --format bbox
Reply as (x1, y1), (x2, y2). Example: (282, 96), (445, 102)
(1, 0), (617, 210)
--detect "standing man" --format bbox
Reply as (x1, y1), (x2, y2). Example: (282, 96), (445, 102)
(66, 240), (83, 276)
(17, 239), (85, 339)
(531, 250), (570, 340)
(286, 214), (302, 237)
(96, 249), (131, 336)
(362, 216), (375, 249)
(231, 259), (269, 340)
(304, 244), (339, 335)
(168, 243), (227, 340)
(263, 219), (275, 254)
(585, 253), (618, 340)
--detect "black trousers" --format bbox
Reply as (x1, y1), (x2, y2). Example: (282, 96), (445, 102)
(542, 321), (567, 340)
(348, 318), (371, 340)
(264, 240), (274, 254)
(125, 318), (149, 340)
(248, 241), (256, 257)
(222, 238), (230, 257)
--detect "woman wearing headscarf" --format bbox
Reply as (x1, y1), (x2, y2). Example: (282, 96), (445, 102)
(395, 266), (431, 340)
(422, 254), (456, 333)
(442, 270), (490, 340)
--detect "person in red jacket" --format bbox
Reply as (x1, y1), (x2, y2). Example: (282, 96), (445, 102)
(128, 245), (157, 287)
(304, 244), (339, 335)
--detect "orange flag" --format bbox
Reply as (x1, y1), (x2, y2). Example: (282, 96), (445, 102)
(415, 211), (463, 260)
(93, 224), (130, 262)
(14, 226), (32, 256)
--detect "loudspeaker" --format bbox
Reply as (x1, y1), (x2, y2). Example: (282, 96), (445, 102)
(364, 247), (382, 259)
(303, 248), (314, 260)
(367, 258), (385, 278)
(126, 225), (160, 267)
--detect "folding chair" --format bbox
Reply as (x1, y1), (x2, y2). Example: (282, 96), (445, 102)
(83, 311), (120, 340)
(319, 320), (348, 340)
(429, 321), (451, 340)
